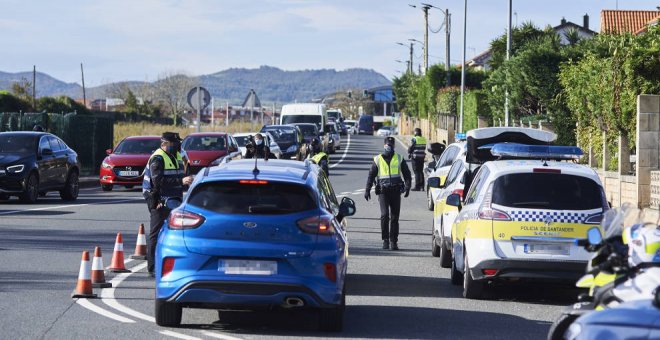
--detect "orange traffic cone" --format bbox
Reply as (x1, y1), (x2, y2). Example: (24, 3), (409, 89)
(91, 246), (112, 288)
(107, 233), (131, 273)
(71, 251), (97, 298)
(130, 224), (147, 260)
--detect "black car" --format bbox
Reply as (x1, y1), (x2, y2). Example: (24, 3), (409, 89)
(0, 132), (80, 203)
(289, 123), (330, 153)
(260, 125), (308, 160)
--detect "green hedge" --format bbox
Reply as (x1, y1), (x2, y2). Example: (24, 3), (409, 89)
(436, 86), (460, 116)
(462, 90), (489, 131)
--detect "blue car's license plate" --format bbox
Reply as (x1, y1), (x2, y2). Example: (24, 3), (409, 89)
(219, 260), (277, 275)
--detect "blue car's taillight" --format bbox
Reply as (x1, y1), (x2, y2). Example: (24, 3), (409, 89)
(168, 210), (205, 229)
(297, 214), (335, 235)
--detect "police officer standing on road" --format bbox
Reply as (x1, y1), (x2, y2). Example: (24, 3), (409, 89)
(408, 128), (427, 191)
(365, 137), (412, 250)
(308, 137), (329, 175)
(142, 132), (194, 277)
(245, 133), (270, 160)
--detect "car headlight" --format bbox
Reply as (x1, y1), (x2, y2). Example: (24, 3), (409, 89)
(286, 145), (298, 153)
(564, 322), (582, 340)
(101, 161), (113, 169)
(6, 164), (25, 173)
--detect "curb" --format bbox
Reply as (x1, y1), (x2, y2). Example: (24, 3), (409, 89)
(80, 176), (99, 189)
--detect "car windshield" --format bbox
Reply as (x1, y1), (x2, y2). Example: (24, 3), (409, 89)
(295, 125), (318, 137)
(113, 139), (161, 155)
(325, 124), (338, 133)
(262, 128), (296, 143)
(281, 115), (321, 126)
(492, 173), (606, 210)
(183, 136), (226, 151)
(233, 136), (250, 147)
(188, 181), (317, 215)
(0, 134), (37, 154)
(327, 111), (340, 120)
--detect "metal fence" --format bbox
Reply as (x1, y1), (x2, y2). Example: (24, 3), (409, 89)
(0, 112), (114, 175)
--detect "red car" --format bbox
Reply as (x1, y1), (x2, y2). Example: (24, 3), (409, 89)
(100, 136), (161, 191)
(181, 132), (242, 174)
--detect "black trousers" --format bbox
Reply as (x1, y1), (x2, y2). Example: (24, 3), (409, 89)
(412, 158), (425, 189)
(148, 206), (171, 273)
(378, 189), (402, 242)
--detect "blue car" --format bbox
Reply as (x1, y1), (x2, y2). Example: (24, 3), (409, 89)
(155, 159), (355, 331)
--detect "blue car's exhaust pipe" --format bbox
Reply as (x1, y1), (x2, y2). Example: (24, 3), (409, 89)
(283, 297), (305, 308)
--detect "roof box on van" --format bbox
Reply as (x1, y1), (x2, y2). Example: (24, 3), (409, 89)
(466, 127), (556, 163)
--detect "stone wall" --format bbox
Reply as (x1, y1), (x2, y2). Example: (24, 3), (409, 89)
(637, 95), (660, 208)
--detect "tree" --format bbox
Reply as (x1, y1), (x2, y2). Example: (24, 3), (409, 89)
(154, 71), (198, 125)
(489, 22), (549, 71)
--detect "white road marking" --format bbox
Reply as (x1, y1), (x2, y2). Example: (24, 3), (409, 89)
(201, 331), (244, 340)
(160, 330), (202, 340)
(101, 262), (154, 322)
(329, 133), (351, 169)
(75, 298), (135, 323)
(0, 198), (143, 216)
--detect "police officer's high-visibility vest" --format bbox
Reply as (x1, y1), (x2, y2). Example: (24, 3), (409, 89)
(310, 152), (327, 164)
(142, 148), (184, 201)
(374, 153), (404, 188)
(412, 135), (427, 160)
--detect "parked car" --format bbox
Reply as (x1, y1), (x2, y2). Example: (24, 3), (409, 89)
(0, 131), (80, 203)
(343, 120), (357, 135)
(181, 133), (242, 174)
(325, 122), (341, 154)
(376, 126), (396, 137)
(260, 125), (307, 160)
(155, 159), (356, 331)
(100, 136), (161, 191)
(233, 132), (282, 159)
(289, 123), (330, 154)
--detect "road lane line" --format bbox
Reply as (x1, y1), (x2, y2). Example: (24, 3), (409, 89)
(75, 298), (135, 323)
(160, 330), (202, 340)
(101, 262), (155, 322)
(0, 198), (143, 216)
(329, 133), (351, 169)
(201, 331), (244, 340)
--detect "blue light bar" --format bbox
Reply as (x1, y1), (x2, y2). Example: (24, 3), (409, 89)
(490, 143), (583, 160)
(455, 133), (466, 141)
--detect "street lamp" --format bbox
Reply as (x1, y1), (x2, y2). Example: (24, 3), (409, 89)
(396, 42), (414, 73)
(395, 60), (411, 74)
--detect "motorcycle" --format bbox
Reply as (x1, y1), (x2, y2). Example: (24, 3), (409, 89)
(548, 205), (660, 340)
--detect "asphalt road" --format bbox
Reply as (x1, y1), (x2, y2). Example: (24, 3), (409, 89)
(0, 134), (580, 339)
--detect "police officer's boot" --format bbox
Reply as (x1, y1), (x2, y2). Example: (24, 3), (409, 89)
(390, 241), (399, 250)
(382, 240), (389, 249)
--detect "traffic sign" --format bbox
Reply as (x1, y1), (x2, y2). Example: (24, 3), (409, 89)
(187, 87), (211, 111)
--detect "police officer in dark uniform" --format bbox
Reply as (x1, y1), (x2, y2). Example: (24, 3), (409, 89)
(408, 128), (427, 191)
(308, 137), (329, 175)
(142, 132), (194, 277)
(365, 136), (412, 250)
(245, 133), (270, 160)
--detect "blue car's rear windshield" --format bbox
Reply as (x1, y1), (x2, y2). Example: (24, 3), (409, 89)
(188, 180), (317, 215)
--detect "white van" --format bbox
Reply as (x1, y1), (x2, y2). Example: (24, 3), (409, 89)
(280, 103), (327, 132)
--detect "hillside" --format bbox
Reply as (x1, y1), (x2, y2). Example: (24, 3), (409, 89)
(0, 66), (391, 103)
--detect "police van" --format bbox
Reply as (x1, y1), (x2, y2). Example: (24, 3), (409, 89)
(431, 131), (607, 299)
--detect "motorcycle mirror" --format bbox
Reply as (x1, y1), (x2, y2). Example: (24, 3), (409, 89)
(587, 227), (602, 246)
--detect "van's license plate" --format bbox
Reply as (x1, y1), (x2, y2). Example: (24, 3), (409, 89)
(523, 243), (569, 255)
(219, 260), (277, 275)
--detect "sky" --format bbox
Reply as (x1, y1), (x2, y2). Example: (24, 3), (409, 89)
(1, 0), (657, 86)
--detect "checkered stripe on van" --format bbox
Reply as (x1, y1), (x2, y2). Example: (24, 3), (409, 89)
(508, 211), (588, 223)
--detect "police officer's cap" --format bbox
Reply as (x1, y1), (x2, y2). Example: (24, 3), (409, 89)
(384, 136), (396, 146)
(161, 132), (181, 143)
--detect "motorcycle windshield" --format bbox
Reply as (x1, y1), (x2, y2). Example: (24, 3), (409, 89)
(600, 203), (640, 239)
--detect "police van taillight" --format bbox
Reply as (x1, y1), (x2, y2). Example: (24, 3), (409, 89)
(478, 183), (511, 221)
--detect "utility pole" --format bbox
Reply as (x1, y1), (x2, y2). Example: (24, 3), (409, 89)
(445, 9), (451, 86)
(422, 4), (430, 73)
(32, 65), (36, 109)
(459, 0), (467, 133)
(504, 0), (512, 127)
(409, 42), (414, 73)
(80, 63), (86, 109)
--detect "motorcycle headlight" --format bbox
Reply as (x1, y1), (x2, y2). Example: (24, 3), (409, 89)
(6, 164), (25, 173)
(286, 145), (298, 153)
(564, 322), (582, 340)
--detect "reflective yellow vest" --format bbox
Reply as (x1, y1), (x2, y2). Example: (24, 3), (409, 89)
(142, 148), (184, 200)
(412, 136), (427, 159)
(374, 154), (403, 188)
(311, 152), (327, 164)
